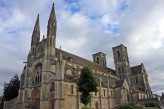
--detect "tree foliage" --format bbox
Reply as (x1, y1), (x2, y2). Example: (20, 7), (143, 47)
(77, 67), (98, 107)
(3, 74), (20, 101)
(117, 103), (144, 109)
(0, 74), (20, 108)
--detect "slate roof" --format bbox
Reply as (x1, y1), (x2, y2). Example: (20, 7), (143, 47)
(56, 48), (116, 76)
(130, 64), (142, 75)
(114, 80), (124, 88)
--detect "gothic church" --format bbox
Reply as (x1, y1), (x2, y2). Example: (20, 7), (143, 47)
(4, 3), (153, 109)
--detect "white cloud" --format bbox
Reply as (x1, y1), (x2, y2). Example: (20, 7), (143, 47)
(0, 0), (164, 95)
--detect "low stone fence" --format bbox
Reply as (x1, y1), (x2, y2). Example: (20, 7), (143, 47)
(3, 97), (17, 109)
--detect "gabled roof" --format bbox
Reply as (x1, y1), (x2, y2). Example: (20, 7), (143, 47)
(130, 64), (142, 75)
(56, 48), (116, 76)
(115, 80), (124, 88)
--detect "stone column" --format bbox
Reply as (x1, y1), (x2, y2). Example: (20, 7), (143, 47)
(99, 77), (102, 109)
(107, 79), (110, 109)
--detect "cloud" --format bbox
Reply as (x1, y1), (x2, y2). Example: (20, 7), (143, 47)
(0, 0), (164, 96)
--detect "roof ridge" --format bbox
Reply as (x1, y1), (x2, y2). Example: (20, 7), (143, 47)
(56, 48), (116, 74)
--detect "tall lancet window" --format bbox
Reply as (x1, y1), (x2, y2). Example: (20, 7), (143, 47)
(50, 82), (55, 92)
(71, 85), (74, 94)
(97, 57), (99, 64)
(136, 77), (139, 84)
(117, 50), (121, 62)
(122, 66), (124, 73)
(119, 67), (121, 74)
(33, 63), (42, 85)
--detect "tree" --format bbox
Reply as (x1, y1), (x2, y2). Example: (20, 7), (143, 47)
(1, 74), (20, 108)
(77, 67), (98, 107)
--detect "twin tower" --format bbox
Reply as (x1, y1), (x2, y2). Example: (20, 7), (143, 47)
(92, 45), (131, 85)
(31, 3), (56, 59)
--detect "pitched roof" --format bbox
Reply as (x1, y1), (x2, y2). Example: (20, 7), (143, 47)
(130, 87), (143, 94)
(115, 80), (124, 88)
(130, 64), (142, 75)
(56, 48), (116, 76)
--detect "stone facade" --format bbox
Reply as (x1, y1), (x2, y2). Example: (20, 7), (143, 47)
(4, 3), (153, 109)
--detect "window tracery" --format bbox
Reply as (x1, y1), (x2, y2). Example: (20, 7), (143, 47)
(33, 63), (42, 85)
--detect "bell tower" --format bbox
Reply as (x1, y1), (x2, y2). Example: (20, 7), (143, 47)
(112, 44), (131, 85)
(93, 52), (107, 67)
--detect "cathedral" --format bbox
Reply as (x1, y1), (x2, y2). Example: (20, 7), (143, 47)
(3, 3), (153, 109)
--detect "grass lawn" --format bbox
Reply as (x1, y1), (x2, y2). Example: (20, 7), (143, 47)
(145, 107), (160, 109)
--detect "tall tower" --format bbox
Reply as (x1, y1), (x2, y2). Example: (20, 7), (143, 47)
(31, 14), (40, 55)
(112, 44), (131, 85)
(93, 52), (107, 67)
(46, 3), (57, 57)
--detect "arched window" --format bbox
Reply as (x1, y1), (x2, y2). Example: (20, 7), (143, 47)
(71, 85), (74, 94)
(122, 66), (124, 73)
(102, 57), (105, 66)
(111, 90), (113, 97)
(35, 76), (37, 83)
(136, 77), (139, 84)
(34, 63), (42, 85)
(139, 87), (141, 91)
(127, 92), (130, 102)
(119, 67), (121, 73)
(97, 57), (99, 64)
(95, 92), (97, 96)
(104, 89), (106, 96)
(73, 68), (77, 76)
(50, 82), (55, 92)
(122, 75), (124, 79)
(117, 50), (121, 61)
(36, 37), (39, 43)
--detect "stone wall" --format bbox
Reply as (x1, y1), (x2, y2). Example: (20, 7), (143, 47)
(3, 97), (17, 109)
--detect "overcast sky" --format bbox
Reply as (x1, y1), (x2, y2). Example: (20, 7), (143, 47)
(0, 0), (164, 95)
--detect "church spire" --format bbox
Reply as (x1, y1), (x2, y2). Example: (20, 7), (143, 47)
(45, 3), (57, 58)
(47, 3), (57, 37)
(31, 14), (40, 46)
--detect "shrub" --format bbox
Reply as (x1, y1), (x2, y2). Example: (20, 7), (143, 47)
(81, 107), (94, 109)
(117, 103), (144, 109)
(118, 104), (134, 109)
(145, 103), (157, 107)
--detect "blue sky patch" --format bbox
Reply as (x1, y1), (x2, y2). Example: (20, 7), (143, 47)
(118, 0), (128, 11)
(64, 0), (80, 14)
(69, 3), (80, 14)
(64, 0), (79, 4)
(106, 24), (120, 34)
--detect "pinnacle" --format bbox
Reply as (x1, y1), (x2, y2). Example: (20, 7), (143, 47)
(49, 3), (56, 20)
(34, 14), (40, 31)
(53, 2), (54, 7)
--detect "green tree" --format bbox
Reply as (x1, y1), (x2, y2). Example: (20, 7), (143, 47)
(77, 67), (98, 107)
(1, 74), (20, 108)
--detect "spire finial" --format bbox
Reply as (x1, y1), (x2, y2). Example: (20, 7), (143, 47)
(34, 14), (40, 31)
(47, 2), (57, 37)
(53, 2), (54, 7)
